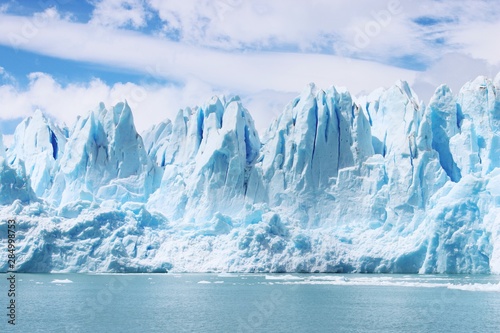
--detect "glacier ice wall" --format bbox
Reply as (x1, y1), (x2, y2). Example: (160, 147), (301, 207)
(46, 102), (161, 207)
(1, 76), (500, 274)
(146, 96), (261, 223)
(8, 110), (67, 197)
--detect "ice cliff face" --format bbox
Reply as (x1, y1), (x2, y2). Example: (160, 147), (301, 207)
(0, 75), (499, 274)
(0, 127), (35, 205)
(147, 96), (260, 223)
(7, 110), (67, 198)
(46, 102), (160, 208)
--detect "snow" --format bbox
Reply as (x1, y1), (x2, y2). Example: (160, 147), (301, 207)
(1, 75), (500, 274)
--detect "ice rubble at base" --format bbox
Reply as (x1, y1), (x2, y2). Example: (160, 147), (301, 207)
(1, 75), (500, 274)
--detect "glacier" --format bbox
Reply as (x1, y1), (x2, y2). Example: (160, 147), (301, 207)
(0, 75), (500, 274)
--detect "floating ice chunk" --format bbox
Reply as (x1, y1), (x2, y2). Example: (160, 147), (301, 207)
(447, 282), (500, 292)
(265, 275), (303, 281)
(51, 279), (73, 284)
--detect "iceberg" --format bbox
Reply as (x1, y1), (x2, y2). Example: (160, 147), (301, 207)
(1, 75), (499, 274)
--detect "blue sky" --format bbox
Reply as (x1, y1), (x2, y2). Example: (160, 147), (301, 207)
(0, 0), (499, 139)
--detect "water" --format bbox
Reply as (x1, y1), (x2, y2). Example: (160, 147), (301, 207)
(1, 273), (500, 332)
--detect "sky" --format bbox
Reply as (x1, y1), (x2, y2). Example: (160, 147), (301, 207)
(0, 0), (499, 142)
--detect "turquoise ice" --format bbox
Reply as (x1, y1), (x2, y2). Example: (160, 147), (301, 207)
(1, 75), (499, 274)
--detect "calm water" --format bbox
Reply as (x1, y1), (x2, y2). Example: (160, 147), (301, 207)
(1, 273), (500, 332)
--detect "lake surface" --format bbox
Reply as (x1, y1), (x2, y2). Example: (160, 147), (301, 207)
(1, 273), (500, 332)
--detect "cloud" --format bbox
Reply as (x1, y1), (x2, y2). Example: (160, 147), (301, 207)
(0, 72), (227, 133)
(0, 66), (16, 84)
(90, 0), (149, 28)
(144, 0), (500, 71)
(240, 89), (298, 132)
(2, 64), (496, 141)
(0, 9), (418, 95)
(450, 20), (500, 65)
(147, 0), (414, 56)
(412, 53), (500, 101)
(0, 3), (9, 13)
(0, 1), (499, 137)
(0, 70), (341, 136)
(1, 1), (499, 71)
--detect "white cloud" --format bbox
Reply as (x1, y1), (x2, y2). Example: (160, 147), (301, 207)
(450, 21), (500, 65)
(146, 0), (500, 68)
(0, 3), (9, 13)
(1, 1), (499, 70)
(241, 89), (298, 132)
(90, 0), (149, 28)
(0, 66), (16, 84)
(0, 1), (499, 136)
(0, 10), (418, 94)
(147, 0), (412, 54)
(412, 53), (500, 101)
(2, 64), (496, 140)
(0, 72), (225, 133)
